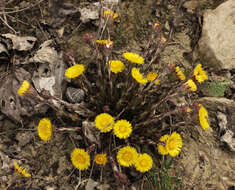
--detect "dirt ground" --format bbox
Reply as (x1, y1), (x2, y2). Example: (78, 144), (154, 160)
(0, 0), (234, 190)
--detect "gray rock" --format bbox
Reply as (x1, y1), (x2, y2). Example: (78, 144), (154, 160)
(66, 87), (85, 103)
(220, 130), (235, 152)
(79, 2), (100, 23)
(198, 0), (235, 70)
(198, 97), (235, 110)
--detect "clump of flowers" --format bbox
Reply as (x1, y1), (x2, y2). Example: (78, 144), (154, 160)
(71, 148), (90, 170)
(13, 161), (31, 178)
(14, 7), (213, 188)
(37, 118), (52, 141)
(65, 64), (85, 79)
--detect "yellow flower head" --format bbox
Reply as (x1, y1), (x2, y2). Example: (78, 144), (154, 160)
(113, 120), (132, 139)
(123, 52), (144, 64)
(13, 161), (31, 178)
(198, 104), (210, 130)
(184, 79), (197, 92)
(165, 132), (182, 157)
(38, 118), (52, 141)
(153, 22), (161, 33)
(117, 146), (138, 167)
(193, 64), (208, 83)
(161, 37), (167, 44)
(94, 153), (107, 165)
(95, 113), (114, 133)
(104, 9), (118, 19)
(157, 134), (169, 155)
(71, 148), (90, 170)
(65, 64), (85, 79)
(96, 40), (113, 46)
(134, 153), (153, 172)
(131, 67), (148, 84)
(154, 23), (160, 27)
(175, 66), (186, 81)
(147, 72), (160, 85)
(186, 107), (191, 113)
(109, 60), (124, 74)
(17, 80), (30, 96)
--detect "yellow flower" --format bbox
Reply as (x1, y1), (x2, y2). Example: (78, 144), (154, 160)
(95, 113), (114, 133)
(184, 79), (197, 92)
(175, 66), (186, 81)
(193, 64), (208, 83)
(153, 22), (161, 33)
(13, 161), (31, 178)
(131, 67), (148, 84)
(65, 64), (85, 79)
(117, 146), (138, 167)
(165, 132), (182, 157)
(71, 148), (90, 170)
(109, 60), (124, 74)
(186, 107), (191, 113)
(17, 80), (30, 96)
(94, 153), (107, 165)
(161, 37), (167, 44)
(113, 120), (132, 139)
(104, 9), (118, 19)
(38, 118), (52, 141)
(198, 104), (210, 130)
(123, 52), (144, 64)
(96, 40), (113, 46)
(147, 72), (160, 85)
(157, 134), (169, 155)
(134, 153), (153, 172)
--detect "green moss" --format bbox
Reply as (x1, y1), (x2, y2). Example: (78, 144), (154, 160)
(112, 27), (127, 50)
(204, 79), (229, 97)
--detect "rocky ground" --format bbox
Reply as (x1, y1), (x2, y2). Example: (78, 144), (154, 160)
(0, 0), (234, 189)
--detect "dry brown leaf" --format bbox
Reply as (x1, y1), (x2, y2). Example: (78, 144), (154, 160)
(2, 33), (36, 51)
(85, 179), (99, 190)
(82, 121), (101, 147)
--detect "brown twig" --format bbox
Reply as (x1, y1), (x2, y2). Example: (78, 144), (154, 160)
(0, 0), (46, 14)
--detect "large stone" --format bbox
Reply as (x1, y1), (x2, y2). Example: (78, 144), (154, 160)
(198, 0), (235, 70)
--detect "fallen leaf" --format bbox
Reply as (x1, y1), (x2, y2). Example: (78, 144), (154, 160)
(2, 33), (36, 51)
(82, 121), (101, 147)
(85, 179), (99, 190)
(97, 183), (110, 190)
(31, 40), (66, 99)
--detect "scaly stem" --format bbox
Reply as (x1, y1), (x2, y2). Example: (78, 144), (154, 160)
(135, 109), (179, 128)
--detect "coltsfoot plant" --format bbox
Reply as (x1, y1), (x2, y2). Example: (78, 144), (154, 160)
(16, 7), (210, 189)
